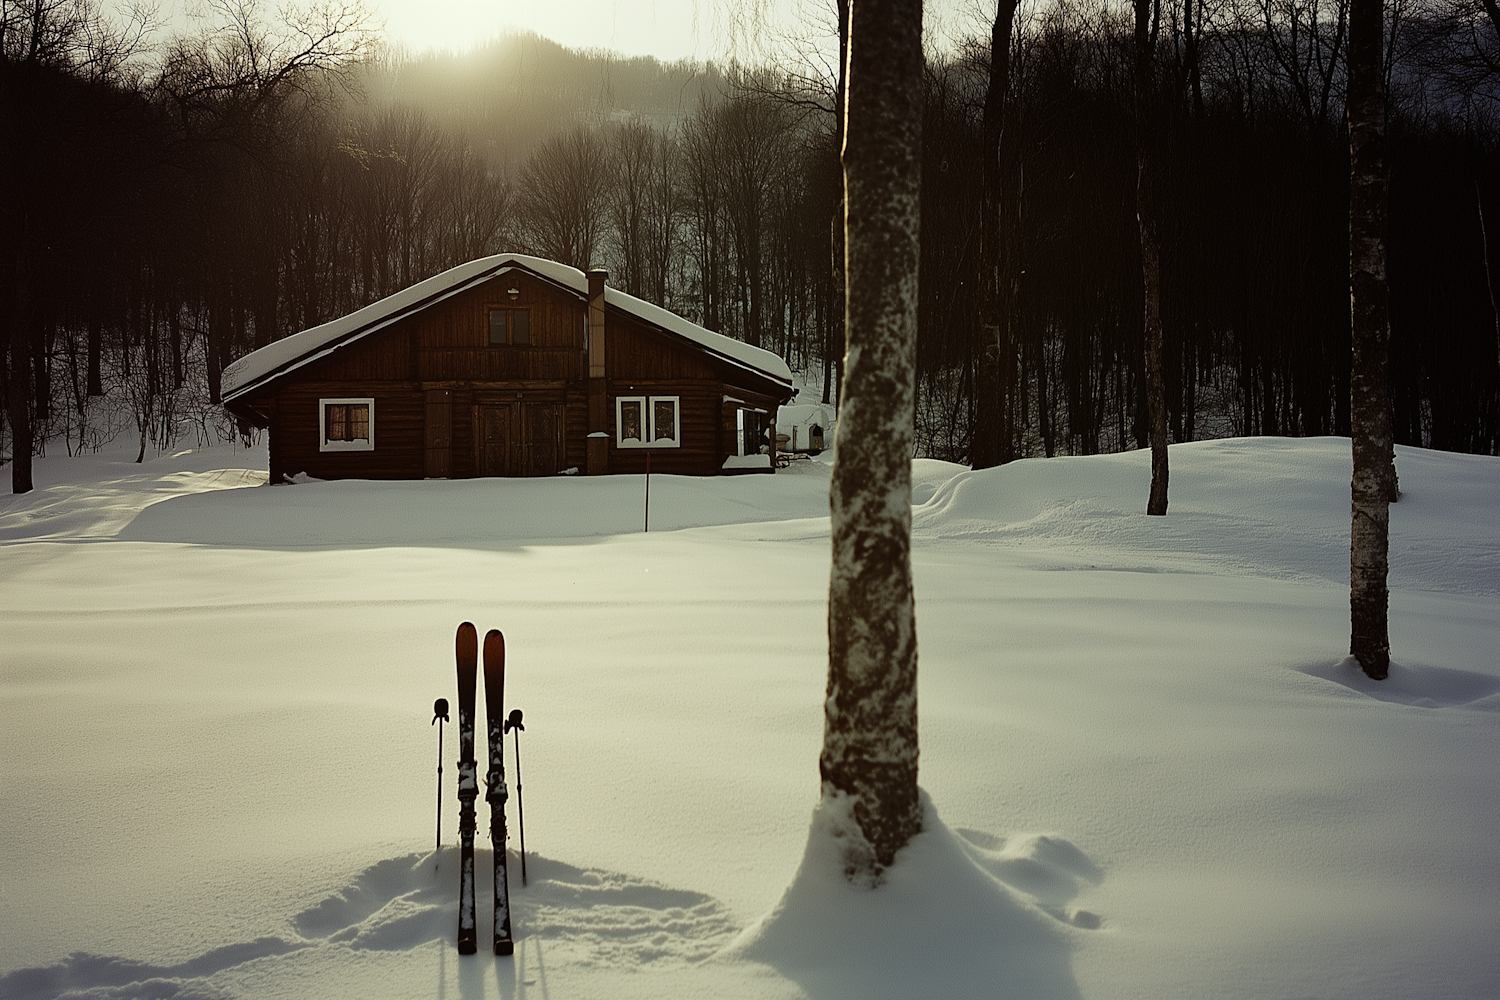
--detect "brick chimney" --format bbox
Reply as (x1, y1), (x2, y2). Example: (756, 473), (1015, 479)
(586, 269), (609, 475)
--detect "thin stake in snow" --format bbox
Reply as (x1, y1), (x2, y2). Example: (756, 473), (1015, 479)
(505, 708), (527, 884)
(644, 451), (651, 532)
(432, 697), (449, 854)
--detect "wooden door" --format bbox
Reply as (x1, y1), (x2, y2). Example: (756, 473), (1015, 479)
(478, 404), (518, 477)
(522, 404), (563, 477)
(425, 389), (453, 478)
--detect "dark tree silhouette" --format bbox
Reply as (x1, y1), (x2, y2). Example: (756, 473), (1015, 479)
(1135, 0), (1170, 514)
(972, 0), (1022, 471)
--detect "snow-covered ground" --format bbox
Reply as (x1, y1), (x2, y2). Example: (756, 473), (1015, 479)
(1, 437), (1496, 1000)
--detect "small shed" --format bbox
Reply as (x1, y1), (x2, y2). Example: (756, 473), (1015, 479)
(222, 255), (797, 482)
(775, 402), (836, 455)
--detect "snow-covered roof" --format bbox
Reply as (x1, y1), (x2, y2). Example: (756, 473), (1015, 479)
(222, 254), (794, 402)
(599, 285), (793, 388)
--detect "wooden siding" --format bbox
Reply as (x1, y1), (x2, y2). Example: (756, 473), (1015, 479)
(418, 274), (586, 382)
(606, 313), (719, 382)
(604, 378), (727, 475)
(425, 389), (453, 478)
(269, 382), (424, 482)
(418, 273), (585, 349)
(307, 325), (414, 382)
(419, 348), (583, 382)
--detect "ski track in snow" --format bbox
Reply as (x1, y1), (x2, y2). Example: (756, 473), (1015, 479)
(292, 849), (742, 966)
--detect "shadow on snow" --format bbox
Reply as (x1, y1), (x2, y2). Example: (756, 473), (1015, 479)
(2, 806), (1103, 1000)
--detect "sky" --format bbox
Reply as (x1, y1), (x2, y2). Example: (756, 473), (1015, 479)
(137, 0), (980, 67)
(376, 0), (731, 61)
(368, 0), (979, 62)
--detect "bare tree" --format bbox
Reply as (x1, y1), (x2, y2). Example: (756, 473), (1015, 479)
(1136, 0), (1171, 514)
(2, 0), (151, 492)
(154, 0), (371, 147)
(640, 126), (685, 308)
(682, 102), (729, 330)
(821, 0), (923, 881)
(1348, 0), (1394, 679)
(608, 120), (656, 297)
(152, 0), (372, 402)
(1252, 0), (1350, 134)
(429, 135), (513, 264)
(517, 126), (613, 270)
(710, 86), (795, 348)
(972, 0), (1022, 470)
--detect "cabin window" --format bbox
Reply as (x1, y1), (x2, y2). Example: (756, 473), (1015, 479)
(319, 397), (375, 451)
(736, 408), (769, 456)
(488, 308), (531, 345)
(616, 395), (681, 449)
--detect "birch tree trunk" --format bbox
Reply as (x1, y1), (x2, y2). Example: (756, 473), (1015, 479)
(1135, 0), (1170, 516)
(820, 0), (923, 881)
(1348, 0), (1393, 679)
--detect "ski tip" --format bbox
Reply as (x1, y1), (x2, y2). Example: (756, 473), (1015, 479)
(456, 622), (478, 661)
(458, 936), (478, 955)
(484, 629), (504, 664)
(494, 939), (514, 956)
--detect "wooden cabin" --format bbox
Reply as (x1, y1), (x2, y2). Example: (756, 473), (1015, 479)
(221, 255), (796, 482)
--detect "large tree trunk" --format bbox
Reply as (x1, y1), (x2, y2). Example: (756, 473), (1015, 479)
(1135, 0), (1170, 515)
(1348, 0), (1393, 679)
(972, 0), (1021, 471)
(821, 0), (923, 881)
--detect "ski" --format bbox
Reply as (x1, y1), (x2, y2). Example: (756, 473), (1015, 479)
(455, 622), (479, 955)
(483, 628), (515, 955)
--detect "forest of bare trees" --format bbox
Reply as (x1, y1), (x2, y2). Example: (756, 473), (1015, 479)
(4, 0), (1498, 493)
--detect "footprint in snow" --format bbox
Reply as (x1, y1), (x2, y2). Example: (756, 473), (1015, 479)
(954, 828), (1105, 930)
(0, 850), (738, 1000)
(294, 847), (739, 966)
(0, 938), (303, 1000)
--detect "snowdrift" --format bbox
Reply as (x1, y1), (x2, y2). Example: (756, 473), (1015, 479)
(729, 791), (1090, 1000)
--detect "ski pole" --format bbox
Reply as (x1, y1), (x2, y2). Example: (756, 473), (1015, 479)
(432, 697), (449, 853)
(505, 708), (527, 884)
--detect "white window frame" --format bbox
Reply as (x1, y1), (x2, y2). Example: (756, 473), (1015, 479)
(736, 406), (769, 456)
(319, 397), (375, 452)
(615, 395), (681, 449)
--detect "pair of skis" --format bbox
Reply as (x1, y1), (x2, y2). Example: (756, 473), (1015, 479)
(454, 622), (514, 956)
